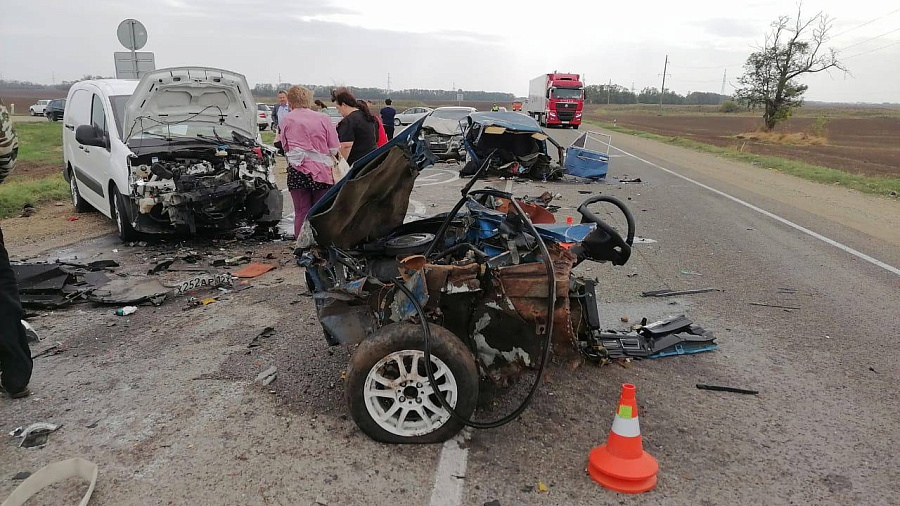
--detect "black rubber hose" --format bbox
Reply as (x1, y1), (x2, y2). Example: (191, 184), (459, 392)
(396, 193), (556, 429)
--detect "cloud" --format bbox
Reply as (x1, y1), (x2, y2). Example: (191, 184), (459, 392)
(696, 18), (763, 38)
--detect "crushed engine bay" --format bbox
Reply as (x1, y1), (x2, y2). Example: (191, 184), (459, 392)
(127, 142), (282, 234)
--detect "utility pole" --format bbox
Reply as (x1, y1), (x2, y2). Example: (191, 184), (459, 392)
(278, 73), (281, 85)
(720, 69), (727, 101)
(607, 79), (612, 105)
(658, 55), (669, 110)
(387, 73), (391, 93)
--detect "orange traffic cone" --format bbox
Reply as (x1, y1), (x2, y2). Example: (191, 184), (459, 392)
(587, 383), (659, 493)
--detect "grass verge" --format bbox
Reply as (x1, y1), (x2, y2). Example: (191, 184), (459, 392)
(0, 174), (70, 219)
(14, 122), (63, 164)
(588, 121), (900, 197)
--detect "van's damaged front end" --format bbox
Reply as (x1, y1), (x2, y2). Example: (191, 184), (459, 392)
(121, 67), (282, 235)
(126, 141), (282, 234)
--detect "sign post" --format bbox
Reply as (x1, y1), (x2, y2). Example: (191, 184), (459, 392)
(115, 19), (153, 79)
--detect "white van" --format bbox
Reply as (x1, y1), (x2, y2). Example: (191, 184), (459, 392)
(63, 67), (282, 241)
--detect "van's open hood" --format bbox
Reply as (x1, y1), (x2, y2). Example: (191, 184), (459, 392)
(123, 67), (257, 143)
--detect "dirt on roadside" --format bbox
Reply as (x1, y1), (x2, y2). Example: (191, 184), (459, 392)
(1, 201), (115, 259)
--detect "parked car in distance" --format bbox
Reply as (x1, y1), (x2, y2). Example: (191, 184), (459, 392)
(44, 99), (66, 121)
(62, 68), (282, 241)
(30, 100), (52, 116)
(256, 103), (271, 130)
(394, 106), (433, 126)
(323, 106), (342, 126)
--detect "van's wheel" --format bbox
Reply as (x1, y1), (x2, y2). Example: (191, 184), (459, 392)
(69, 169), (92, 212)
(110, 186), (139, 242)
(346, 323), (478, 444)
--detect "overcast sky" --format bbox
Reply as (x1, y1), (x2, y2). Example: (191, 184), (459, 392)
(1, 0), (898, 102)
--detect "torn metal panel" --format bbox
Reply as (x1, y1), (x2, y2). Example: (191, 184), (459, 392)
(496, 246), (581, 363)
(389, 269), (429, 322)
(309, 147), (420, 249)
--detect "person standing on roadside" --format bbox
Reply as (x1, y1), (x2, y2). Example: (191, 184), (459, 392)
(0, 98), (32, 399)
(314, 99), (327, 111)
(272, 90), (290, 131)
(366, 101), (388, 148)
(332, 88), (377, 165)
(380, 98), (396, 140)
(280, 86), (341, 238)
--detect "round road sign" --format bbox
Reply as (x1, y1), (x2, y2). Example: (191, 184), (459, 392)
(117, 19), (148, 50)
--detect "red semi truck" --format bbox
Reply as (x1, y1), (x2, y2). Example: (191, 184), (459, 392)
(524, 72), (584, 128)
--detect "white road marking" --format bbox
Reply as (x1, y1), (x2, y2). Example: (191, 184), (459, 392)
(428, 430), (471, 506)
(608, 142), (900, 277)
(504, 179), (513, 193)
(416, 168), (460, 187)
(409, 199), (427, 216)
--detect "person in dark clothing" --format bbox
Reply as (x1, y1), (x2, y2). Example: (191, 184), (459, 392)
(332, 88), (378, 165)
(0, 98), (32, 399)
(380, 98), (396, 140)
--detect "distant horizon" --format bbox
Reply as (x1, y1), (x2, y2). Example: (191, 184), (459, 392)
(1, 78), (897, 108)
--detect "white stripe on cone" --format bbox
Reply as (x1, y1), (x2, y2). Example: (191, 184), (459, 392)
(611, 415), (641, 438)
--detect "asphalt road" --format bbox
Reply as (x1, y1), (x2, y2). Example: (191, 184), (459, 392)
(1, 126), (897, 505)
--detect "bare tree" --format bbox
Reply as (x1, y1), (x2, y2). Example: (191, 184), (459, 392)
(736, 5), (846, 131)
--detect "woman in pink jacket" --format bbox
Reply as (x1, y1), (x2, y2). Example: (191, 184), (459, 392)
(279, 86), (341, 238)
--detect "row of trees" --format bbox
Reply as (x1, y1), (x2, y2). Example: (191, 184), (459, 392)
(584, 84), (731, 105)
(252, 83), (515, 102)
(0, 75), (113, 92)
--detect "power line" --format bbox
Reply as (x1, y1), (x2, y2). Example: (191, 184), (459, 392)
(844, 39), (900, 60)
(831, 7), (900, 39)
(839, 27), (900, 50)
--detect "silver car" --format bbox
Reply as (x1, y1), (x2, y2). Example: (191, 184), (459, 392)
(323, 106), (342, 126)
(393, 106), (433, 126)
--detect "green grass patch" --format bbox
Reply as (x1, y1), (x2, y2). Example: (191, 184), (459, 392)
(0, 174), (70, 219)
(260, 129), (275, 145)
(14, 122), (63, 165)
(589, 121), (900, 197)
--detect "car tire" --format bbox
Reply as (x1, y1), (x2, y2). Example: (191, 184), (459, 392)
(394, 118), (401, 127)
(346, 323), (478, 444)
(69, 170), (93, 212)
(110, 186), (140, 242)
(30, 109), (36, 116)
(573, 124), (580, 130)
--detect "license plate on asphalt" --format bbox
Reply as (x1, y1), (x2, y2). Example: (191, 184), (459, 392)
(174, 273), (234, 295)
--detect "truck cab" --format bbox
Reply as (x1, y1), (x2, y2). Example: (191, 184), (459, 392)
(526, 72), (584, 128)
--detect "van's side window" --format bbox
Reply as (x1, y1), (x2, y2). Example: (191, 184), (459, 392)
(90, 94), (107, 138)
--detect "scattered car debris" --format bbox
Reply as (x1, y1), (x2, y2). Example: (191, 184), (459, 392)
(633, 237), (657, 244)
(537, 481), (549, 493)
(225, 255), (251, 266)
(679, 269), (702, 276)
(248, 327), (277, 348)
(115, 306), (138, 316)
(255, 366), (277, 385)
(749, 302), (801, 310)
(21, 321), (40, 344)
(11, 471), (31, 481)
(696, 384), (759, 395)
(620, 177), (642, 183)
(11, 422), (60, 448)
(483, 500), (501, 506)
(147, 259), (175, 274)
(641, 288), (718, 297)
(20, 203), (36, 218)
(233, 263), (276, 278)
(0, 458), (98, 506)
(30, 342), (65, 359)
(581, 315), (717, 362)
